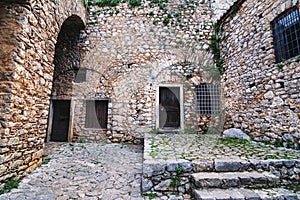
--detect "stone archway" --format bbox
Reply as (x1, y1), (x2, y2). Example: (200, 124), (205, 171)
(52, 15), (85, 97)
(47, 15), (85, 142)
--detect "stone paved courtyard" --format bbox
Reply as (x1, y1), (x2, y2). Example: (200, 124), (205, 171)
(0, 143), (144, 200)
(1, 134), (300, 199)
(144, 134), (300, 162)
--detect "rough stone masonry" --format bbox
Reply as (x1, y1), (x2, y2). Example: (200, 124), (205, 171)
(0, 0), (86, 182)
(0, 0), (236, 183)
(1, 0), (299, 186)
(220, 0), (300, 149)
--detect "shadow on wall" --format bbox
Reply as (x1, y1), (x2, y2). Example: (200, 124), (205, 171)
(52, 15), (85, 97)
(47, 15), (85, 142)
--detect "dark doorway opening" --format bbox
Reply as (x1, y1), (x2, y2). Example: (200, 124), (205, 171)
(46, 15), (85, 142)
(159, 87), (180, 129)
(85, 100), (108, 129)
(50, 100), (71, 142)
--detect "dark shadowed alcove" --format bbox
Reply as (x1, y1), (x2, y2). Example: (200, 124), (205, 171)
(52, 15), (85, 97)
(48, 15), (85, 142)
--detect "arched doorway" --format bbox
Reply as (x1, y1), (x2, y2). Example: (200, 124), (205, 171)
(47, 15), (85, 142)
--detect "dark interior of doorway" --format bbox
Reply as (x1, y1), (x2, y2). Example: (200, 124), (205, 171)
(50, 100), (70, 142)
(159, 87), (180, 129)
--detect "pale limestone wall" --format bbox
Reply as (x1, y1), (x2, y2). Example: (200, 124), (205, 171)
(220, 0), (300, 148)
(0, 0), (86, 182)
(72, 2), (216, 143)
(210, 0), (238, 21)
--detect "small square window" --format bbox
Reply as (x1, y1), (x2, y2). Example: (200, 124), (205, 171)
(271, 7), (300, 63)
(85, 100), (108, 129)
(195, 83), (220, 115)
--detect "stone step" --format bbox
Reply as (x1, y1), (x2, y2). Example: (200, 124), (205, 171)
(191, 171), (279, 189)
(193, 188), (300, 200)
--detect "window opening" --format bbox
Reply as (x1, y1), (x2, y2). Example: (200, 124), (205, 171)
(271, 7), (300, 63)
(195, 83), (220, 115)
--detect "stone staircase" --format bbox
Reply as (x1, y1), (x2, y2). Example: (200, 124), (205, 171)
(192, 171), (279, 189)
(190, 163), (299, 199)
(193, 188), (298, 200)
(142, 134), (300, 199)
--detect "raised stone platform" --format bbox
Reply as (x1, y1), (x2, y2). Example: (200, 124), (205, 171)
(142, 133), (300, 199)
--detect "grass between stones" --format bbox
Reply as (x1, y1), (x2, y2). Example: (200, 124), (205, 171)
(0, 177), (21, 195)
(169, 166), (184, 189)
(149, 150), (159, 158)
(217, 137), (252, 147)
(142, 192), (159, 199)
(146, 134), (300, 161)
(286, 182), (300, 192)
(42, 157), (51, 165)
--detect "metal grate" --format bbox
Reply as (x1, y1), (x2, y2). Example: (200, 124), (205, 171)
(271, 7), (300, 63)
(195, 83), (220, 115)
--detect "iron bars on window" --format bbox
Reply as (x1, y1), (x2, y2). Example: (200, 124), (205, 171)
(271, 6), (300, 63)
(195, 83), (221, 115)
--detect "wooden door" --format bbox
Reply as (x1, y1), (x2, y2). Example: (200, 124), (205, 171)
(159, 87), (180, 129)
(50, 100), (70, 142)
(85, 100), (108, 129)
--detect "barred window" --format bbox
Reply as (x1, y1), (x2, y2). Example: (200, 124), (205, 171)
(85, 100), (108, 129)
(271, 7), (300, 63)
(195, 83), (220, 115)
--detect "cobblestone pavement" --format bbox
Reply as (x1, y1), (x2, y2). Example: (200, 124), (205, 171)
(144, 133), (300, 162)
(1, 135), (300, 200)
(0, 142), (144, 200)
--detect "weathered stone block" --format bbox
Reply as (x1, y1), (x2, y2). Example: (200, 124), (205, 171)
(154, 179), (172, 191)
(283, 160), (296, 168)
(214, 159), (242, 172)
(143, 161), (166, 177)
(32, 149), (43, 161)
(166, 161), (179, 172)
(223, 128), (250, 140)
(141, 177), (153, 192)
(193, 160), (214, 172)
(178, 161), (193, 173)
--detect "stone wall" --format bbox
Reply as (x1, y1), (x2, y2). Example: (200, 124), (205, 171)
(72, 1), (218, 143)
(0, 0), (86, 182)
(143, 157), (300, 194)
(0, 3), (22, 181)
(210, 0), (238, 21)
(0, 0), (244, 182)
(220, 0), (300, 149)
